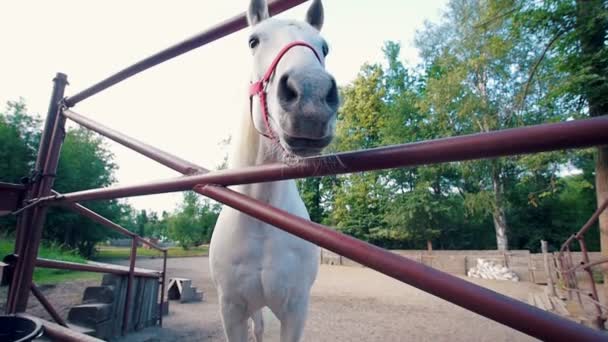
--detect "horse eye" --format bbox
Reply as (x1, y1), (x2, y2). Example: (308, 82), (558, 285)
(322, 43), (329, 57)
(249, 37), (260, 49)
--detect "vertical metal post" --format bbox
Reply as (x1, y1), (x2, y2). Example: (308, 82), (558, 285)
(159, 250), (167, 326)
(7, 73), (68, 313)
(541, 240), (556, 297)
(122, 238), (137, 335)
(577, 238), (605, 329)
(565, 247), (584, 307)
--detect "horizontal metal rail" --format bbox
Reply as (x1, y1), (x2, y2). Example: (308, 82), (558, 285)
(63, 0), (308, 107)
(45, 114), (608, 203)
(0, 182), (26, 191)
(54, 191), (165, 251)
(35, 258), (161, 279)
(195, 184), (606, 341)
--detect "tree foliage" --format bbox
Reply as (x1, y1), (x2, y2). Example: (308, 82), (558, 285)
(167, 192), (220, 249)
(296, 0), (604, 252)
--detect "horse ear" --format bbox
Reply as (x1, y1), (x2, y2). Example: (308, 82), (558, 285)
(305, 0), (324, 31)
(247, 0), (270, 26)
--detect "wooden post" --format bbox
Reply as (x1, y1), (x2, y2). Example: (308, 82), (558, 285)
(542, 240), (557, 296)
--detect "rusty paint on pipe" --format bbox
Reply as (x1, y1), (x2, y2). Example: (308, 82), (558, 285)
(195, 184), (606, 341)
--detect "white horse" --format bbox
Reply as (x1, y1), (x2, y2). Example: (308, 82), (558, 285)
(209, 0), (338, 341)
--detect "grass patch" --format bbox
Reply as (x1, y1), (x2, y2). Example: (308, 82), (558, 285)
(95, 245), (209, 260)
(0, 239), (99, 285)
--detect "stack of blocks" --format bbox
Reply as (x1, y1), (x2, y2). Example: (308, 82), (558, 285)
(67, 274), (166, 339)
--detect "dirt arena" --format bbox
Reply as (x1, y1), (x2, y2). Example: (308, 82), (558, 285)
(117, 256), (541, 342)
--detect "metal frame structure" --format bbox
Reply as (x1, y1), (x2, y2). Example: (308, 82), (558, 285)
(2, 0), (608, 340)
(556, 199), (608, 329)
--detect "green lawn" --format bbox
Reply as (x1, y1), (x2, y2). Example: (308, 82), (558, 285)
(95, 245), (209, 260)
(0, 239), (101, 285)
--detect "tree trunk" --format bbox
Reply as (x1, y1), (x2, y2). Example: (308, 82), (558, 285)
(427, 240), (433, 252)
(492, 166), (509, 251)
(576, 0), (608, 295)
(597, 147), (608, 282)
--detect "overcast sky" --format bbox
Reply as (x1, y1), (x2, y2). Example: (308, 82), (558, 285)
(0, 0), (447, 213)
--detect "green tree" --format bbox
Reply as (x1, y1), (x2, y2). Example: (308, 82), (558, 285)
(168, 192), (219, 249)
(45, 128), (125, 257)
(415, 0), (572, 250)
(0, 99), (131, 257)
(329, 64), (390, 240)
(0, 100), (40, 184)
(144, 211), (168, 240)
(509, 0), (608, 281)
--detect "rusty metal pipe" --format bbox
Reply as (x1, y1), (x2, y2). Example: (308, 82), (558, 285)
(196, 184), (606, 341)
(577, 238), (605, 329)
(35, 258), (159, 279)
(63, 109), (205, 175)
(63, 0), (308, 106)
(8, 73), (69, 313)
(37, 116), (608, 204)
(575, 198), (608, 239)
(52, 190), (166, 251)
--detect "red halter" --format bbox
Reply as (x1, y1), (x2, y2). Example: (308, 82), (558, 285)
(249, 41), (323, 142)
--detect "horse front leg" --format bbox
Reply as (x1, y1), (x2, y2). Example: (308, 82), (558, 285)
(219, 297), (249, 342)
(277, 296), (310, 342)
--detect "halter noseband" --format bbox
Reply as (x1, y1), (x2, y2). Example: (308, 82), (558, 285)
(249, 41), (323, 143)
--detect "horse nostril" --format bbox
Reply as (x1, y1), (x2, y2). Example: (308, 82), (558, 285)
(325, 78), (339, 108)
(278, 74), (298, 104)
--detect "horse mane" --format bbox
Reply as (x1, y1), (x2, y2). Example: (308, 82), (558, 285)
(227, 92), (262, 169)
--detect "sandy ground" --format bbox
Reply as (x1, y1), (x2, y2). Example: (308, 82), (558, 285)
(115, 257), (542, 342)
(0, 256), (549, 341)
(0, 279), (100, 323)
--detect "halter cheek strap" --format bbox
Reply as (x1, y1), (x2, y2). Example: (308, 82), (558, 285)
(249, 41), (323, 142)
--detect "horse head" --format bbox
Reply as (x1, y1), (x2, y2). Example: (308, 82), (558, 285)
(247, 0), (338, 157)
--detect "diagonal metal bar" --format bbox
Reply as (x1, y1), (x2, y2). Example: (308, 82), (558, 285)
(575, 197), (608, 239)
(195, 184), (606, 341)
(51, 191), (165, 251)
(63, 0), (309, 107)
(40, 115), (608, 204)
(63, 109), (205, 175)
(30, 283), (68, 327)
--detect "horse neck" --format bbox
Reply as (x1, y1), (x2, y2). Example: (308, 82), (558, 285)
(228, 107), (296, 199)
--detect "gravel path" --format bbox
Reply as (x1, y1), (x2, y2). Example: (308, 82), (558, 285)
(118, 257), (541, 342)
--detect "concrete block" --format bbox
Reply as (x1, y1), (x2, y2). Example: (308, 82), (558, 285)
(83, 286), (115, 304)
(68, 303), (112, 327)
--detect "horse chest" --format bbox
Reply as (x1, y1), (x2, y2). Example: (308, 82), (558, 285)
(210, 182), (316, 284)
